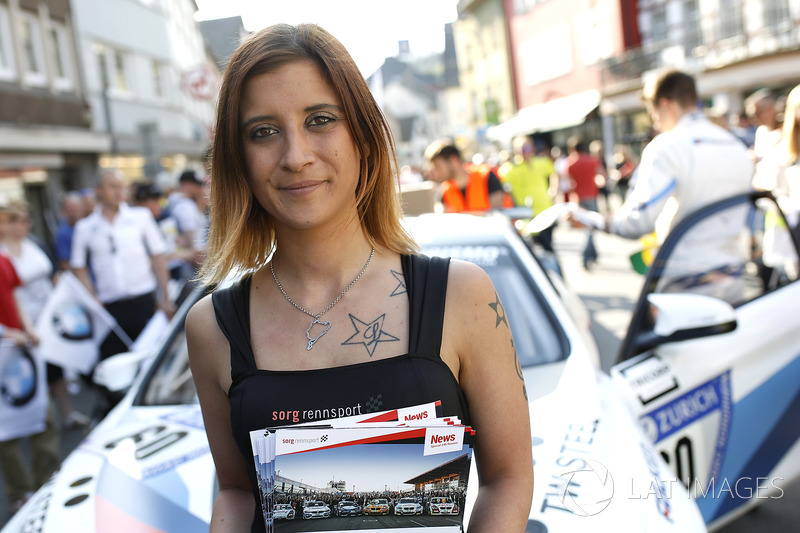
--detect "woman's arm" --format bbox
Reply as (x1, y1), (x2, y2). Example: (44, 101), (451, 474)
(443, 260), (533, 532)
(186, 295), (254, 532)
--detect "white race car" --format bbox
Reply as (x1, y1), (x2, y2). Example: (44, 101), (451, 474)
(426, 496), (458, 516)
(2, 191), (796, 532)
(301, 501), (330, 520)
(394, 497), (423, 515)
(273, 503), (295, 520)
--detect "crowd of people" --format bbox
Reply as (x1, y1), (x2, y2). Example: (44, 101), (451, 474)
(0, 166), (209, 514)
(421, 71), (799, 292)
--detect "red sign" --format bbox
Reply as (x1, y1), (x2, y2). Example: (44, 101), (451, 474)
(181, 66), (218, 100)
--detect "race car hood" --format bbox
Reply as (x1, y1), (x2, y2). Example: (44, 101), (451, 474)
(465, 347), (708, 532)
(2, 404), (215, 533)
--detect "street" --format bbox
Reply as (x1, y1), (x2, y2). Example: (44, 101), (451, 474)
(1, 219), (799, 531)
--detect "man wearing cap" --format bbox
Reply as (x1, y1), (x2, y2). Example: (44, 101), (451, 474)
(133, 182), (184, 278)
(164, 169), (207, 281)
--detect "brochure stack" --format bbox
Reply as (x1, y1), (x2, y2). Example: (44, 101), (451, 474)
(249, 401), (475, 532)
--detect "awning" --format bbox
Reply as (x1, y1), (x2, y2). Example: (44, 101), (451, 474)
(487, 89), (600, 142)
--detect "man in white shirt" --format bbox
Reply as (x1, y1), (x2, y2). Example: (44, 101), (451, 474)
(70, 169), (175, 362)
(604, 70), (754, 302)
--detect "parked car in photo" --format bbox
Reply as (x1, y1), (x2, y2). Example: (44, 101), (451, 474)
(394, 497), (423, 515)
(362, 498), (390, 516)
(333, 500), (361, 516)
(273, 504), (295, 520)
(301, 501), (330, 520)
(426, 496), (458, 516)
(2, 191), (797, 533)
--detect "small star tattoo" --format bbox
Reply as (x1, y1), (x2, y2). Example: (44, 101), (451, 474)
(489, 292), (508, 328)
(390, 270), (407, 296)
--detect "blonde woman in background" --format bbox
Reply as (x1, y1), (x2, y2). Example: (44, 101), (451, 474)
(0, 200), (90, 430)
(752, 84), (800, 274)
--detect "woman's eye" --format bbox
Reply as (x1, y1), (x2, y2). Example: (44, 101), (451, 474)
(309, 114), (335, 127)
(250, 125), (277, 139)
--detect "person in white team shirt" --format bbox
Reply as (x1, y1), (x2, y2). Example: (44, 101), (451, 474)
(70, 169), (175, 364)
(602, 70), (754, 302)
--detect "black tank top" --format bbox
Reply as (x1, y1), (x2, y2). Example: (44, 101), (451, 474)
(211, 254), (470, 532)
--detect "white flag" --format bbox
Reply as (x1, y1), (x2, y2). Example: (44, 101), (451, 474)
(0, 341), (47, 440)
(131, 310), (169, 353)
(35, 271), (118, 374)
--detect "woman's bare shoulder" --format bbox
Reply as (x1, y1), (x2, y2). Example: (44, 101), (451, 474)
(186, 293), (228, 369)
(186, 293), (216, 335)
(445, 258), (496, 302)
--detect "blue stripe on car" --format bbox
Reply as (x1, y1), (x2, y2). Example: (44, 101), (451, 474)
(699, 352), (800, 522)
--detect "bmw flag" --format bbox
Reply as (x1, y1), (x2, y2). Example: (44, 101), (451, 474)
(0, 340), (47, 440)
(34, 271), (118, 374)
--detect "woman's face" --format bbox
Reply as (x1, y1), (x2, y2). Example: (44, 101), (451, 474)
(239, 60), (362, 232)
(8, 209), (30, 240)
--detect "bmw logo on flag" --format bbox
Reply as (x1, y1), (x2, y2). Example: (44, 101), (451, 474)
(1, 347), (38, 407)
(52, 302), (93, 341)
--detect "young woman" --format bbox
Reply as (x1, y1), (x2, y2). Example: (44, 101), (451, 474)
(0, 200), (89, 429)
(186, 23), (532, 532)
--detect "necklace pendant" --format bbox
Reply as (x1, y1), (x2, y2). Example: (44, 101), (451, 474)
(306, 317), (332, 350)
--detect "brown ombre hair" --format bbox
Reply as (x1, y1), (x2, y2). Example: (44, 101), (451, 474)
(200, 23), (416, 285)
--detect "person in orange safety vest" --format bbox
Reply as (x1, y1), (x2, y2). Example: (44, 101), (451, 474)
(425, 141), (513, 213)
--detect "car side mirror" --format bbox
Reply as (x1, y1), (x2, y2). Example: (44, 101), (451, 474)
(634, 292), (737, 352)
(92, 350), (153, 393)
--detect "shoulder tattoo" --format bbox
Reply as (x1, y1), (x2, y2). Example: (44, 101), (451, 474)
(488, 292), (509, 329)
(390, 269), (407, 296)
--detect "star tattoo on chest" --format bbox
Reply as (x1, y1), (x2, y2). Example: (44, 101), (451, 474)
(342, 313), (399, 356)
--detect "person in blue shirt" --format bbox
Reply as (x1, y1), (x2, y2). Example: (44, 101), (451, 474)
(54, 191), (84, 272)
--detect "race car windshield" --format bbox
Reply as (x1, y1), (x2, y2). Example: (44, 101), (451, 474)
(137, 236), (568, 406)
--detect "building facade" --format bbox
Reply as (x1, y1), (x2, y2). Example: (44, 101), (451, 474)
(0, 0), (220, 246)
(451, 0), (515, 155)
(72, 0), (217, 185)
(0, 0), (105, 243)
(601, 0), (800, 157)
(482, 0), (631, 155)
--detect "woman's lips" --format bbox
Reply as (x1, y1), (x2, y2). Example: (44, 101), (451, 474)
(282, 180), (324, 193)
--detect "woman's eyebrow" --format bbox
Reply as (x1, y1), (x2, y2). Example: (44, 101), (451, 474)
(240, 103), (345, 131)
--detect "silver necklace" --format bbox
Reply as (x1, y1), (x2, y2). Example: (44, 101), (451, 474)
(270, 247), (375, 351)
